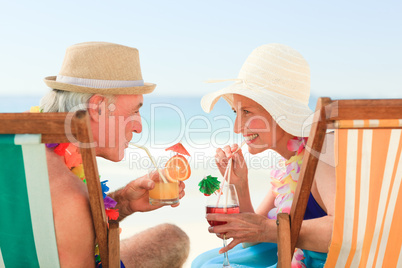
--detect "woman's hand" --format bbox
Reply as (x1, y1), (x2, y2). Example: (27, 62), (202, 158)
(215, 144), (248, 186)
(206, 212), (275, 254)
(111, 175), (186, 220)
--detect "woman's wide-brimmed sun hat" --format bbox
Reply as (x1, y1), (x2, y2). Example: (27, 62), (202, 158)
(201, 43), (313, 137)
(44, 42), (156, 95)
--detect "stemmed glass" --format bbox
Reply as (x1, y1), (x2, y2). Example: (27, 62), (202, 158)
(206, 184), (240, 268)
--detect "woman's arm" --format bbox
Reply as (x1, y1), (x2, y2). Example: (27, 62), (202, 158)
(207, 134), (336, 253)
(297, 133), (336, 251)
(255, 189), (276, 216)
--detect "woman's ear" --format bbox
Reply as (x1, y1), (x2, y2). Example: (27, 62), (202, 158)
(88, 95), (105, 122)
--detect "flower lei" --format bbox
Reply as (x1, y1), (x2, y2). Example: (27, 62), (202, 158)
(268, 137), (308, 268)
(30, 106), (119, 220)
(49, 142), (120, 266)
(31, 106), (119, 265)
(47, 142), (119, 221)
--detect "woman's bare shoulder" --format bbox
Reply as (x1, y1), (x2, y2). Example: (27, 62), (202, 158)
(313, 132), (336, 215)
(318, 132), (335, 168)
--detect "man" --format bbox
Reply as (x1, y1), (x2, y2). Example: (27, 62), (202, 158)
(41, 42), (190, 267)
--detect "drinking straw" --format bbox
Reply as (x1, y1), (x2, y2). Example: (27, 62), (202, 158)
(215, 159), (231, 209)
(218, 140), (247, 191)
(215, 140), (246, 209)
(227, 140), (247, 161)
(129, 143), (168, 183)
(224, 159), (233, 212)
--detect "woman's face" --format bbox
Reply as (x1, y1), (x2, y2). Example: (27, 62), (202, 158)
(232, 94), (287, 154)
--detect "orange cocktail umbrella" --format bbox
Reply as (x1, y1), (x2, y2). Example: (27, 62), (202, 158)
(165, 142), (191, 181)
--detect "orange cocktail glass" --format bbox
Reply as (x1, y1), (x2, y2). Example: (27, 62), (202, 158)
(148, 167), (180, 205)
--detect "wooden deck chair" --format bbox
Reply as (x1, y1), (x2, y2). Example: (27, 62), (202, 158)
(0, 111), (120, 268)
(277, 97), (402, 267)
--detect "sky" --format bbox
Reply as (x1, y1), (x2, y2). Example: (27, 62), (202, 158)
(0, 0), (401, 99)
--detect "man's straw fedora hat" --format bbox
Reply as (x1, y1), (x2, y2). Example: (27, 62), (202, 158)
(201, 43), (313, 137)
(44, 42), (156, 95)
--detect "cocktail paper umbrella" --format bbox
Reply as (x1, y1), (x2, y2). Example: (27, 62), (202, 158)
(199, 175), (221, 196)
(165, 142), (190, 156)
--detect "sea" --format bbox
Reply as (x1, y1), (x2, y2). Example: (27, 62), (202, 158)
(0, 94), (317, 166)
(0, 94), (318, 182)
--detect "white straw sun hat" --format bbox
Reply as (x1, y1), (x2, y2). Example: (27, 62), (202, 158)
(201, 43), (313, 137)
(44, 42), (156, 95)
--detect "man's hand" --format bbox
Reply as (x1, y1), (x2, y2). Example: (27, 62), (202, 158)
(111, 175), (186, 220)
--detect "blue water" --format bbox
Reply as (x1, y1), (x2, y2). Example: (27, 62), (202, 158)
(0, 94), (318, 149)
(0, 95), (235, 146)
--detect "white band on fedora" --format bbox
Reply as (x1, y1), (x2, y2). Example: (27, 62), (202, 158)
(56, 75), (145, 89)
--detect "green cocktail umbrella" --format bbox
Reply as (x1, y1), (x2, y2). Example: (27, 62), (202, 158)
(198, 175), (221, 196)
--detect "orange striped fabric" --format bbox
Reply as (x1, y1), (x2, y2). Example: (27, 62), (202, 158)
(325, 127), (402, 267)
(336, 119), (402, 129)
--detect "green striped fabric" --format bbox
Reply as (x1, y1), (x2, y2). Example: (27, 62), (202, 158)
(0, 134), (60, 268)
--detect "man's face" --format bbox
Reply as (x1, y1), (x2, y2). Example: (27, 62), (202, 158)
(96, 94), (143, 161)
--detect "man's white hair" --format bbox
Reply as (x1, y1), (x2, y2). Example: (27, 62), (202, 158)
(40, 89), (115, 112)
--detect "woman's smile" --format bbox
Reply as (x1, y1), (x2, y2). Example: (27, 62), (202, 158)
(244, 134), (259, 144)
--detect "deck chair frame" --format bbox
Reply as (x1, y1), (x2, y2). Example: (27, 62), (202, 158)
(0, 111), (120, 268)
(277, 97), (402, 267)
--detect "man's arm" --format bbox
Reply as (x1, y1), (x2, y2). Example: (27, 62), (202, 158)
(47, 150), (95, 267)
(52, 183), (96, 267)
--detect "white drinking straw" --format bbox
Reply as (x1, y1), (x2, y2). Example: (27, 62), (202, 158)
(224, 159), (233, 213)
(218, 140), (247, 194)
(129, 142), (168, 183)
(227, 140), (247, 161)
(224, 140), (246, 209)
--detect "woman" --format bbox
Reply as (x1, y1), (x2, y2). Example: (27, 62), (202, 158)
(192, 44), (335, 267)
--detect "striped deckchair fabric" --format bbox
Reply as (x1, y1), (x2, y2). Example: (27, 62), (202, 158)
(327, 128), (402, 267)
(276, 98), (402, 268)
(0, 111), (120, 268)
(0, 134), (60, 268)
(335, 119), (402, 129)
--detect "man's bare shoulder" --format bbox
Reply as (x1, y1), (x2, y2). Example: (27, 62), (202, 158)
(45, 148), (95, 266)
(45, 148), (89, 206)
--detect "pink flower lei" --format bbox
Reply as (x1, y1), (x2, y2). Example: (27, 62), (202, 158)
(268, 137), (307, 268)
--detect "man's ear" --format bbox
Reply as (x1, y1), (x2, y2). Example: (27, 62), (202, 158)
(88, 95), (105, 122)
